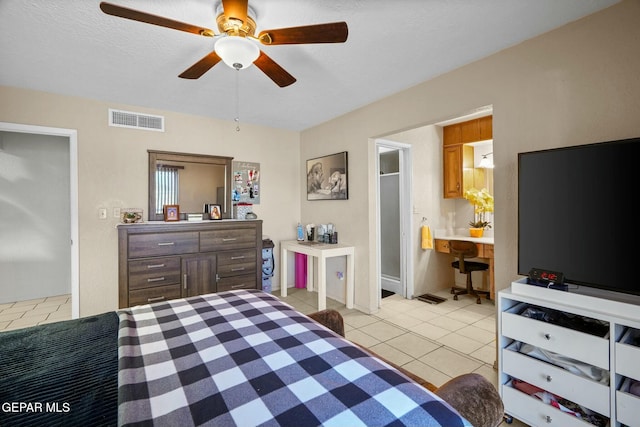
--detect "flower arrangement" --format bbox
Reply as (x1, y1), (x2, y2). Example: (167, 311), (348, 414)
(464, 187), (494, 229)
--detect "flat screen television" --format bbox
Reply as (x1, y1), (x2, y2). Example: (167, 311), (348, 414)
(518, 137), (639, 296)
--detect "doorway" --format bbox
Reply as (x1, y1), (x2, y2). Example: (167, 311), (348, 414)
(0, 122), (79, 318)
(376, 140), (413, 305)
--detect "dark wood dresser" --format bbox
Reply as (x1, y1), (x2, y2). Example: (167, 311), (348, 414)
(117, 220), (262, 308)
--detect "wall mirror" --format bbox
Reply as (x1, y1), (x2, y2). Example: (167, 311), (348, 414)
(148, 150), (233, 221)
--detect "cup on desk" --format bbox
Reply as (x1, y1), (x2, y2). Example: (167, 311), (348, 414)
(307, 227), (315, 241)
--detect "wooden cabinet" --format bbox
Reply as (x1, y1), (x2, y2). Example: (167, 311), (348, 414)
(442, 116), (492, 199)
(443, 144), (475, 198)
(498, 280), (640, 427)
(443, 124), (462, 146)
(182, 254), (217, 298)
(460, 115), (493, 143)
(118, 220), (262, 308)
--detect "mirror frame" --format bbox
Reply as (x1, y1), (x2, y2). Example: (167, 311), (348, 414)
(148, 150), (233, 221)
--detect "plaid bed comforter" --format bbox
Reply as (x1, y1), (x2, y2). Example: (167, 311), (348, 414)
(117, 290), (471, 427)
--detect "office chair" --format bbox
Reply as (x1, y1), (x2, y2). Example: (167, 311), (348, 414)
(449, 240), (490, 304)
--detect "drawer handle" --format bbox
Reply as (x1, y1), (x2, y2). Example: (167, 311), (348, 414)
(231, 256), (245, 260)
(157, 242), (175, 246)
(147, 263), (165, 269)
(545, 375), (552, 382)
(544, 333), (551, 340)
(147, 296), (165, 302)
(231, 284), (246, 289)
(183, 274), (187, 289)
(231, 267), (246, 272)
(222, 238), (237, 242)
(147, 277), (165, 282)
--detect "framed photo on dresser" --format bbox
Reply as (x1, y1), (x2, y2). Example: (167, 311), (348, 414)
(163, 204), (179, 222)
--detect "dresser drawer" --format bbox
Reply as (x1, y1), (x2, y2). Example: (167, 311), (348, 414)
(434, 239), (450, 253)
(200, 227), (257, 251)
(128, 257), (181, 290)
(502, 383), (597, 427)
(128, 284), (182, 307)
(617, 378), (640, 427)
(502, 344), (610, 416)
(217, 274), (257, 292)
(128, 232), (199, 258)
(616, 328), (640, 381)
(501, 306), (609, 369)
(217, 249), (257, 276)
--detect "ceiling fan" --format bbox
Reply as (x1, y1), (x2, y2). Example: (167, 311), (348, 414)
(99, 0), (348, 87)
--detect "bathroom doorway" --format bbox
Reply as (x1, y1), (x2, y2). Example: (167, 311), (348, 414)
(376, 140), (413, 305)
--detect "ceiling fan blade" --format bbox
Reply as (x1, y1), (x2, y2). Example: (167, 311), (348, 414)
(221, 0), (248, 23)
(178, 51), (222, 79)
(100, 2), (216, 37)
(254, 51), (296, 87)
(258, 22), (348, 45)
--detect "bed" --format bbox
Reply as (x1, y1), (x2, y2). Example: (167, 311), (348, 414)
(1, 290), (475, 427)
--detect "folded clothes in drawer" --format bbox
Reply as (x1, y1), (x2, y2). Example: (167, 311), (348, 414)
(518, 305), (609, 338)
(506, 341), (609, 385)
(507, 378), (609, 427)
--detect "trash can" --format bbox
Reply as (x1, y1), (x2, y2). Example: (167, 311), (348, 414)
(295, 253), (307, 288)
(261, 239), (274, 293)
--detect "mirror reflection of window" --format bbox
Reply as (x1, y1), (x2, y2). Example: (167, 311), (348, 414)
(155, 164), (181, 214)
(148, 151), (233, 221)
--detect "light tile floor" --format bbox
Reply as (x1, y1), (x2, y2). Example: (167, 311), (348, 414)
(0, 294), (72, 331)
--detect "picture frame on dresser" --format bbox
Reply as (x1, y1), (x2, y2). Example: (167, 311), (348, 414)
(208, 204), (222, 220)
(163, 204), (179, 222)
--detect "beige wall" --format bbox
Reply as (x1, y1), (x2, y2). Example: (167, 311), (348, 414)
(0, 87), (300, 315)
(300, 0), (640, 312)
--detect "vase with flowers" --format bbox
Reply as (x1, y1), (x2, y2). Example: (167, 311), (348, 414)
(464, 187), (494, 238)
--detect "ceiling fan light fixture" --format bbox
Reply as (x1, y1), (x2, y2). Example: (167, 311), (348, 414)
(214, 36), (259, 70)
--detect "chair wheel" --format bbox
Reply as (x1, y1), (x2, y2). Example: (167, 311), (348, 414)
(453, 295), (458, 301)
(476, 298), (481, 304)
(450, 289), (455, 294)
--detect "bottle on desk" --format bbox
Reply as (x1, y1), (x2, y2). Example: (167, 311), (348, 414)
(297, 223), (304, 241)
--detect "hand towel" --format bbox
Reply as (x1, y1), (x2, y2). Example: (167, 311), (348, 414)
(421, 225), (434, 250)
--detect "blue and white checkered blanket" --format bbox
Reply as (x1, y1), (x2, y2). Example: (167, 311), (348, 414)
(117, 290), (471, 426)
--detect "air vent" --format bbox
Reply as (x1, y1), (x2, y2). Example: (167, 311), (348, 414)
(108, 109), (164, 132)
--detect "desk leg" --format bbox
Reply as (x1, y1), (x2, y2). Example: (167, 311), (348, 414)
(306, 255), (314, 292)
(346, 252), (354, 309)
(489, 258), (495, 301)
(317, 255), (326, 311)
(280, 247), (288, 297)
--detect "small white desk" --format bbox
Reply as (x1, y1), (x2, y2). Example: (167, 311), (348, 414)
(280, 240), (354, 311)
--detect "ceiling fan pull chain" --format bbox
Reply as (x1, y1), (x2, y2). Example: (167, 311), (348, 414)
(234, 67), (240, 132)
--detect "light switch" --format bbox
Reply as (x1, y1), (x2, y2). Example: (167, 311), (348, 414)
(99, 208), (107, 219)
(113, 207), (121, 218)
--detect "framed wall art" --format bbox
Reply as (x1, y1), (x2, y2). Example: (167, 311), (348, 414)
(306, 151), (348, 200)
(163, 204), (180, 222)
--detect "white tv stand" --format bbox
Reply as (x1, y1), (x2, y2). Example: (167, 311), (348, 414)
(498, 279), (640, 427)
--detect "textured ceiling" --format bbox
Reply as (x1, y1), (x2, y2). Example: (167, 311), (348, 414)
(0, 0), (620, 131)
